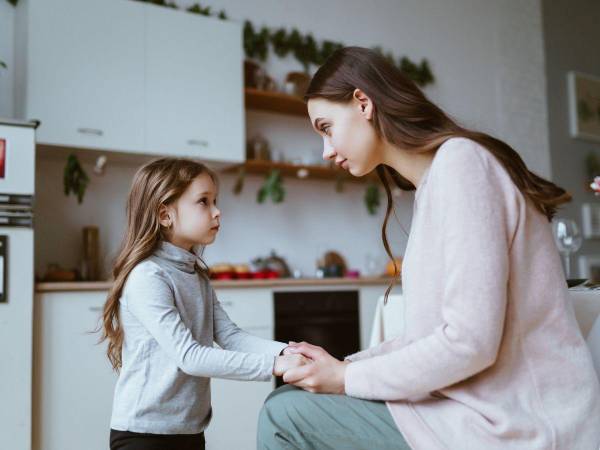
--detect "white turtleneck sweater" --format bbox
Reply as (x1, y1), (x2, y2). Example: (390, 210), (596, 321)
(110, 240), (287, 434)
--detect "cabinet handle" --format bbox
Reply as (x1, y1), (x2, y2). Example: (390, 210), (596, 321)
(187, 139), (208, 147)
(77, 127), (104, 136)
(89, 306), (103, 312)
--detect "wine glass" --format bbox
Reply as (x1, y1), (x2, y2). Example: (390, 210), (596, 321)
(552, 218), (583, 279)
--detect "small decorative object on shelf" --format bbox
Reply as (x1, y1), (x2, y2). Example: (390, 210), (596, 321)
(246, 134), (271, 161)
(284, 71), (311, 98)
(63, 153), (89, 204)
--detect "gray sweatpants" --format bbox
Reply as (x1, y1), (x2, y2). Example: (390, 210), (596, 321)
(257, 385), (412, 450)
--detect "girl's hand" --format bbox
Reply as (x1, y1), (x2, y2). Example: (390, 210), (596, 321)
(282, 342), (350, 394)
(273, 354), (310, 377)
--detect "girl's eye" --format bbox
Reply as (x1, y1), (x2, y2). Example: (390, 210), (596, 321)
(198, 198), (207, 205)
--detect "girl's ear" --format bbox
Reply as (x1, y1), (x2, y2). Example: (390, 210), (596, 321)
(158, 204), (172, 228)
(352, 88), (374, 120)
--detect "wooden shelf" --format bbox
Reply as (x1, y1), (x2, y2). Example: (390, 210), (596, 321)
(224, 159), (376, 183)
(245, 88), (307, 116)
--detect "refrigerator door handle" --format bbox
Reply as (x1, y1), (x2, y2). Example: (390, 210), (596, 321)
(0, 236), (7, 303)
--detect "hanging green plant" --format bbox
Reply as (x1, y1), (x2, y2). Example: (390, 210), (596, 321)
(232, 166), (246, 195)
(364, 183), (380, 215)
(0, 61), (6, 69)
(63, 154), (90, 204)
(257, 169), (285, 203)
(244, 23), (434, 85)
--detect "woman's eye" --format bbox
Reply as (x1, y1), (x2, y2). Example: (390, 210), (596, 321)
(321, 126), (331, 135)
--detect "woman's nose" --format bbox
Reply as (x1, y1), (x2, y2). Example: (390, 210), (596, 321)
(322, 137), (336, 160)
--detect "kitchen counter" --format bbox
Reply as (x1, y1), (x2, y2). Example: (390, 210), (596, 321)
(35, 276), (396, 292)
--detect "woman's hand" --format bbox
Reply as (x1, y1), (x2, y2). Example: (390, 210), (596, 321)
(282, 342), (350, 394)
(273, 354), (310, 377)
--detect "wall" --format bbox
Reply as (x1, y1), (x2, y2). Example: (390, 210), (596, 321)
(542, 0), (600, 277)
(0, 0), (551, 279)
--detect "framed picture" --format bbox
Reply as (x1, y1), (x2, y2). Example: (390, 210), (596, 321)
(582, 203), (600, 239)
(568, 71), (600, 143)
(578, 255), (600, 281)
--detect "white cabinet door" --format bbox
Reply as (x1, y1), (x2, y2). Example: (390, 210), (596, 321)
(21, 0), (145, 153)
(33, 292), (117, 450)
(144, 4), (244, 162)
(206, 328), (275, 450)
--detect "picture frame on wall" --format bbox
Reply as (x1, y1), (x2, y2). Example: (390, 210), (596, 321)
(578, 255), (600, 282)
(582, 203), (600, 239)
(568, 71), (600, 143)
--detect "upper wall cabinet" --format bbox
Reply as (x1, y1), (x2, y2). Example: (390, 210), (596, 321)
(15, 0), (244, 163)
(15, 0), (145, 153)
(144, 5), (244, 162)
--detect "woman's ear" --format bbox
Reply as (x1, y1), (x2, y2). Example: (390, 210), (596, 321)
(353, 88), (374, 120)
(158, 204), (172, 228)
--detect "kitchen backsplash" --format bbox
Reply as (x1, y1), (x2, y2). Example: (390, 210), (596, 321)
(34, 151), (414, 281)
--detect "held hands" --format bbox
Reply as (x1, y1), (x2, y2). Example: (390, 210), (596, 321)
(273, 353), (310, 377)
(281, 341), (349, 394)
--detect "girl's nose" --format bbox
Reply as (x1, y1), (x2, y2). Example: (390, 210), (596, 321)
(213, 207), (221, 218)
(322, 137), (336, 161)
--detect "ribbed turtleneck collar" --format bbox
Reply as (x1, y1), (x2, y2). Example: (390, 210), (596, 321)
(153, 240), (204, 274)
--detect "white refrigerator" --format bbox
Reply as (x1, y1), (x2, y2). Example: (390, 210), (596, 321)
(0, 118), (38, 450)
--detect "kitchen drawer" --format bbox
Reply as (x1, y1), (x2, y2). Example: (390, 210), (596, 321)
(214, 288), (274, 330)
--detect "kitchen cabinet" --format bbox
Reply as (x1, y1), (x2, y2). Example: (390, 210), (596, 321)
(15, 0), (145, 154)
(16, 0), (244, 162)
(33, 287), (275, 450)
(144, 5), (244, 162)
(33, 291), (117, 450)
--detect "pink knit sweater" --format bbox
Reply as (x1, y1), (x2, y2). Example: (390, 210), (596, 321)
(345, 138), (600, 450)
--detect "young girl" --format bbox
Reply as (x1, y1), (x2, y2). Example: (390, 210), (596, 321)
(258, 47), (600, 450)
(100, 158), (306, 450)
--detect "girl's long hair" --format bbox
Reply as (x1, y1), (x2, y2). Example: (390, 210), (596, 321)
(305, 47), (571, 301)
(98, 157), (217, 371)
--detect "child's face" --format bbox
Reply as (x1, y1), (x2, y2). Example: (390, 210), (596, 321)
(165, 173), (220, 250)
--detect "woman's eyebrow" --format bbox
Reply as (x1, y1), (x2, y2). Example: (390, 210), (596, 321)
(313, 117), (324, 132)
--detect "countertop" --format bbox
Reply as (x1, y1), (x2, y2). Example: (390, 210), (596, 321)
(35, 276), (396, 292)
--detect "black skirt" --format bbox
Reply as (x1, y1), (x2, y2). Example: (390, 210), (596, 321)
(109, 429), (205, 450)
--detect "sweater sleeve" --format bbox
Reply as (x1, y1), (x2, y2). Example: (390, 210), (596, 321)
(345, 141), (517, 401)
(124, 265), (275, 381)
(212, 288), (287, 356)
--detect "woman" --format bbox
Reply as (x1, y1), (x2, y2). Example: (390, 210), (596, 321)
(257, 47), (600, 450)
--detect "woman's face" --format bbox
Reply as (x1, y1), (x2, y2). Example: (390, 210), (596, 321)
(307, 93), (383, 177)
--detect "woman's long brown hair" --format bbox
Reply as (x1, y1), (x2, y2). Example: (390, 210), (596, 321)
(98, 158), (217, 371)
(305, 46), (571, 302)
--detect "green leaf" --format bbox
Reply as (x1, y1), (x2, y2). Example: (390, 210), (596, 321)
(364, 183), (380, 215)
